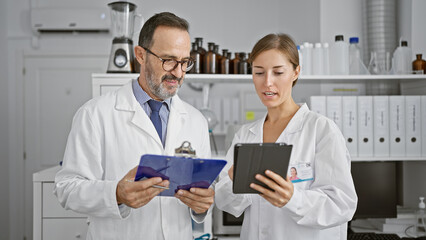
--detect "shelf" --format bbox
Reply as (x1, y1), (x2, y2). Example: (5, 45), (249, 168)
(351, 157), (426, 162)
(92, 73), (425, 84)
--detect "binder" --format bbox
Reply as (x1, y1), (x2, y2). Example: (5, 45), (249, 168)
(326, 96), (343, 130)
(373, 96), (390, 157)
(357, 96), (373, 157)
(135, 154), (226, 196)
(389, 96), (406, 157)
(309, 96), (326, 116)
(405, 96), (422, 157)
(342, 96), (358, 157)
(422, 96), (426, 157)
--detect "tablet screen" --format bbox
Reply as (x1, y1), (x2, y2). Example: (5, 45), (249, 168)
(233, 143), (293, 194)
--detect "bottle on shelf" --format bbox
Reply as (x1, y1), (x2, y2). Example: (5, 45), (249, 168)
(189, 42), (201, 74)
(302, 42), (313, 75)
(297, 45), (304, 75)
(392, 40), (412, 74)
(230, 52), (240, 74)
(322, 42), (330, 75)
(195, 37), (206, 73)
(238, 52), (248, 74)
(312, 43), (324, 75)
(349, 37), (369, 75)
(204, 42), (216, 74)
(247, 52), (252, 74)
(330, 35), (349, 75)
(214, 44), (222, 74)
(220, 50), (230, 74)
(415, 197), (426, 237)
(368, 52), (380, 75)
(413, 54), (425, 74)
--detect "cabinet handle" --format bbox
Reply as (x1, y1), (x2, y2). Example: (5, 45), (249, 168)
(75, 233), (81, 238)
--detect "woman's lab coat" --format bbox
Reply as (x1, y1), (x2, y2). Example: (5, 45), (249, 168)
(215, 103), (357, 240)
(54, 81), (211, 240)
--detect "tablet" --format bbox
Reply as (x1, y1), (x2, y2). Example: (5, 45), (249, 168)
(134, 154), (226, 196)
(233, 143), (293, 194)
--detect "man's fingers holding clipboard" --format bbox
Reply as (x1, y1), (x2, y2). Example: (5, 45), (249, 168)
(175, 188), (214, 214)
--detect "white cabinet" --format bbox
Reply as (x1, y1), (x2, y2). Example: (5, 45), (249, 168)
(33, 166), (88, 240)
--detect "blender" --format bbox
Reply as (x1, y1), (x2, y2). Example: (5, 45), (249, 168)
(107, 1), (137, 73)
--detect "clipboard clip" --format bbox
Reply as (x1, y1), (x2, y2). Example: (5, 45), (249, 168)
(174, 141), (196, 158)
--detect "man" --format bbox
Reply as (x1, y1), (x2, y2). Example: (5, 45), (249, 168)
(54, 12), (214, 240)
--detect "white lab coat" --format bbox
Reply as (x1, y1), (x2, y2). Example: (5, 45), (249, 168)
(215, 103), (357, 240)
(54, 81), (211, 240)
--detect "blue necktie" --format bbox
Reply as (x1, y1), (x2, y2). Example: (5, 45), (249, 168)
(148, 100), (163, 141)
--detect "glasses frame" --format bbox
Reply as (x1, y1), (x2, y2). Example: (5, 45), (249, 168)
(141, 46), (194, 72)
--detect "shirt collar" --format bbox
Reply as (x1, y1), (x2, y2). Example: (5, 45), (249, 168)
(132, 79), (171, 110)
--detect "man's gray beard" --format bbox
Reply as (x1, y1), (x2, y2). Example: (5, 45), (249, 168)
(145, 64), (180, 100)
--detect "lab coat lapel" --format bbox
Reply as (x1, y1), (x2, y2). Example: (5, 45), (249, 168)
(248, 114), (267, 142)
(164, 95), (188, 153)
(115, 81), (163, 147)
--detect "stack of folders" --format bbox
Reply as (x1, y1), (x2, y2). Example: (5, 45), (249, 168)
(309, 95), (426, 158)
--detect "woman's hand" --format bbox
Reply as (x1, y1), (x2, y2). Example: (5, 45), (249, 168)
(249, 170), (294, 208)
(228, 165), (234, 181)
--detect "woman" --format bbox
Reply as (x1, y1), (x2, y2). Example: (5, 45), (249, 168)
(214, 33), (357, 240)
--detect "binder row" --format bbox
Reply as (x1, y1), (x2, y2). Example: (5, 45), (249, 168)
(310, 95), (426, 158)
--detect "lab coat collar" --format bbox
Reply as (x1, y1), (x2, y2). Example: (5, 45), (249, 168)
(248, 103), (309, 138)
(115, 81), (188, 149)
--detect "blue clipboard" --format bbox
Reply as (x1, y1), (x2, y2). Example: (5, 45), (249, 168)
(134, 154), (227, 196)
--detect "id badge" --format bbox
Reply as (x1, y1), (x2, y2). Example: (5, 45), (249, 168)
(288, 163), (314, 183)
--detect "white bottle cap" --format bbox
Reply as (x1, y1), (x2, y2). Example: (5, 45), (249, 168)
(315, 43), (322, 48)
(419, 197), (425, 209)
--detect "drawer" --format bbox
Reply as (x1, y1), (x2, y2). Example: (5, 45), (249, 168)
(43, 218), (88, 240)
(43, 182), (86, 218)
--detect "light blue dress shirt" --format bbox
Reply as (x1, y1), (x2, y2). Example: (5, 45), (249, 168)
(132, 79), (171, 147)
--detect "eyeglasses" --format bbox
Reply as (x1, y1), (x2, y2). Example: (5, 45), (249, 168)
(141, 46), (194, 72)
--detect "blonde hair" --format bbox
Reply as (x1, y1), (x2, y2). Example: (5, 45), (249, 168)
(248, 33), (299, 86)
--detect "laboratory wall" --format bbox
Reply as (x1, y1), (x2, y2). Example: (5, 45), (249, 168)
(0, 0), (10, 239)
(1, 0), (426, 239)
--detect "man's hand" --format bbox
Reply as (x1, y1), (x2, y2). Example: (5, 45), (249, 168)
(175, 188), (214, 214)
(116, 166), (169, 208)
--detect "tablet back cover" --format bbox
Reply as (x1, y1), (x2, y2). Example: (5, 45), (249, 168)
(233, 143), (292, 194)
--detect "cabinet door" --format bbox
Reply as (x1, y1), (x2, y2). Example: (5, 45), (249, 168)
(43, 183), (86, 218)
(43, 218), (88, 240)
(24, 54), (107, 240)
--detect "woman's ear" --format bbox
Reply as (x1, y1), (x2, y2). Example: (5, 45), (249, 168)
(293, 65), (301, 81)
(134, 46), (145, 64)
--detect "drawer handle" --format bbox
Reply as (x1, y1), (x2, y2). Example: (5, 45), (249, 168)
(75, 233), (81, 238)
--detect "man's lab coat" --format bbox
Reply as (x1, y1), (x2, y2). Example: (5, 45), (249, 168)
(54, 81), (211, 240)
(215, 103), (357, 240)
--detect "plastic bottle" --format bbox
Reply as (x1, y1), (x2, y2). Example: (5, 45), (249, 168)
(323, 42), (330, 75)
(312, 43), (324, 75)
(330, 35), (349, 75)
(392, 40), (412, 74)
(415, 197), (426, 237)
(298, 45), (304, 75)
(302, 42), (313, 75)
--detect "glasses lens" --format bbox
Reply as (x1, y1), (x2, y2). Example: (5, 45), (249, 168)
(162, 59), (178, 72)
(184, 59), (194, 72)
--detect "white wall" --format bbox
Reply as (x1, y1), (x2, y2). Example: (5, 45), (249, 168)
(0, 0), (10, 239)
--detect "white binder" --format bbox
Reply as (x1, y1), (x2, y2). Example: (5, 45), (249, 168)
(373, 96), (390, 157)
(326, 96), (343, 130)
(310, 96), (327, 117)
(357, 96), (374, 157)
(342, 96), (358, 157)
(422, 96), (426, 157)
(405, 96), (422, 157)
(389, 96), (406, 157)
